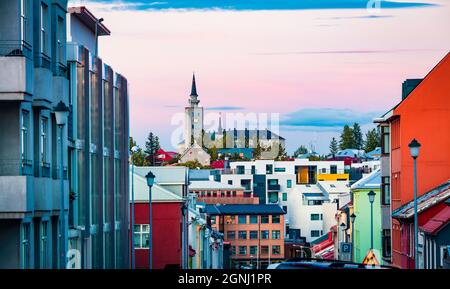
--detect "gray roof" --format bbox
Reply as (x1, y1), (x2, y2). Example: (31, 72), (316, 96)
(133, 166), (188, 185)
(203, 204), (285, 215)
(351, 168), (381, 190)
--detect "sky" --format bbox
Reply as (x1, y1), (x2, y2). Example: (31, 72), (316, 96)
(69, 0), (450, 154)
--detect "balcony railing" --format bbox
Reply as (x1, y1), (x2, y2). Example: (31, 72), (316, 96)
(267, 184), (281, 191)
(0, 40), (31, 58)
(317, 168), (346, 174)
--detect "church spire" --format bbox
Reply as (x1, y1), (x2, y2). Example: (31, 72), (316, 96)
(189, 73), (200, 107)
(218, 112), (223, 132)
(190, 73), (198, 97)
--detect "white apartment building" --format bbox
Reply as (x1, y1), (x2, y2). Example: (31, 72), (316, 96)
(219, 159), (350, 243)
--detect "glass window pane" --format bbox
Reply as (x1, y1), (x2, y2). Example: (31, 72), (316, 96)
(142, 233), (150, 248)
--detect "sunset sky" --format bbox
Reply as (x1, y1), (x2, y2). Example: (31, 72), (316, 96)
(69, 0), (450, 154)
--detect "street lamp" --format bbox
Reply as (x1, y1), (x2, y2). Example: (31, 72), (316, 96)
(145, 170), (155, 269)
(130, 145), (138, 269)
(367, 190), (376, 250)
(339, 222), (346, 261)
(350, 213), (356, 262)
(408, 138), (421, 269)
(54, 101), (69, 269)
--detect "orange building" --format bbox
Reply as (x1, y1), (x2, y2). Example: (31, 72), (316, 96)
(204, 204), (285, 269)
(382, 52), (450, 268)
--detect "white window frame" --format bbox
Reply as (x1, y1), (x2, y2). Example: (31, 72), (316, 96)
(134, 224), (149, 249)
(40, 2), (48, 55)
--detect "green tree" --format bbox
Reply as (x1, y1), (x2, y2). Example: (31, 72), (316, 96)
(364, 128), (380, 152)
(129, 136), (149, 166)
(222, 129), (227, 149)
(353, 123), (364, 150)
(253, 140), (262, 160)
(293, 145), (308, 158)
(145, 132), (161, 166)
(276, 143), (287, 160)
(329, 137), (338, 157)
(177, 160), (211, 169)
(208, 145), (218, 161)
(339, 125), (355, 150)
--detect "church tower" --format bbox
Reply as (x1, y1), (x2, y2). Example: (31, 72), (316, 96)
(184, 74), (204, 149)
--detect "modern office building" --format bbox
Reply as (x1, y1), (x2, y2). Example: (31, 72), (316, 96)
(0, 3), (130, 269)
(0, 0), (70, 269)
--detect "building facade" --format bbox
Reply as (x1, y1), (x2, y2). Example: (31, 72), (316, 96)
(377, 53), (450, 268)
(204, 204), (285, 269)
(0, 3), (130, 269)
(351, 169), (382, 264)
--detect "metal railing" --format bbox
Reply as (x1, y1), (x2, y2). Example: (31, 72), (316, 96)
(0, 40), (31, 58)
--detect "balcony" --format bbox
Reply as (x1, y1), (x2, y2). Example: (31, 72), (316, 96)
(0, 175), (33, 215)
(0, 41), (32, 100)
(267, 184), (280, 192)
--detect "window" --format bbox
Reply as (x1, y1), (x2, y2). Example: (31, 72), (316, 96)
(249, 231), (258, 239)
(227, 231), (236, 240)
(57, 16), (64, 64)
(232, 191), (237, 197)
(272, 245), (281, 255)
(200, 191), (205, 197)
(261, 246), (269, 255)
(41, 221), (48, 268)
(238, 231), (247, 240)
(134, 224), (149, 248)
(282, 206), (287, 213)
(21, 110), (29, 161)
(287, 179), (292, 188)
(381, 126), (390, 155)
(271, 215), (280, 224)
(250, 246), (258, 255)
(41, 117), (48, 164)
(310, 214), (321, 221)
(382, 176), (391, 205)
(207, 191), (211, 197)
(225, 216), (235, 224)
(20, 0), (29, 44)
(261, 230), (269, 239)
(212, 192), (217, 197)
(238, 246), (247, 255)
(272, 230), (281, 239)
(311, 230), (321, 237)
(330, 165), (337, 174)
(231, 246), (236, 255)
(282, 193), (287, 201)
(40, 3), (48, 54)
(249, 215), (258, 224)
(21, 222), (31, 269)
(274, 167), (285, 172)
(238, 215), (247, 224)
(307, 200), (323, 206)
(226, 191), (231, 197)
(251, 165), (256, 174)
(228, 180), (232, 185)
(382, 229), (391, 258)
(236, 165), (245, 174)
(261, 215), (269, 224)
(266, 164), (273, 174)
(220, 191), (225, 197)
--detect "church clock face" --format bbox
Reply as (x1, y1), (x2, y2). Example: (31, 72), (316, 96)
(193, 118), (198, 123)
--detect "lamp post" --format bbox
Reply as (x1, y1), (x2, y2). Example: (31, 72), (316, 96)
(350, 213), (356, 262)
(340, 222), (346, 260)
(367, 190), (376, 250)
(130, 145), (138, 269)
(408, 138), (421, 269)
(94, 17), (104, 57)
(54, 101), (69, 269)
(145, 171), (155, 269)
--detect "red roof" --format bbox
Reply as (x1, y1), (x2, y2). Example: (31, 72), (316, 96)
(211, 160), (225, 169)
(420, 206), (450, 235)
(155, 148), (177, 162)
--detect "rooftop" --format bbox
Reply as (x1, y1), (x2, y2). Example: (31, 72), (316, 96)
(392, 180), (450, 219)
(203, 204), (285, 215)
(68, 6), (111, 36)
(351, 168), (381, 190)
(133, 166), (188, 185)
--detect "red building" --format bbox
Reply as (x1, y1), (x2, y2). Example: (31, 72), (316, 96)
(155, 148), (178, 165)
(133, 201), (184, 269)
(383, 53), (450, 268)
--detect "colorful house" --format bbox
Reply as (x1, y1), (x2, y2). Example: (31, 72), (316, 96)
(351, 169), (382, 264)
(377, 52), (450, 268)
(392, 180), (450, 269)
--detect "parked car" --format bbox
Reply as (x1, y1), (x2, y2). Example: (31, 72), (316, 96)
(267, 258), (395, 269)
